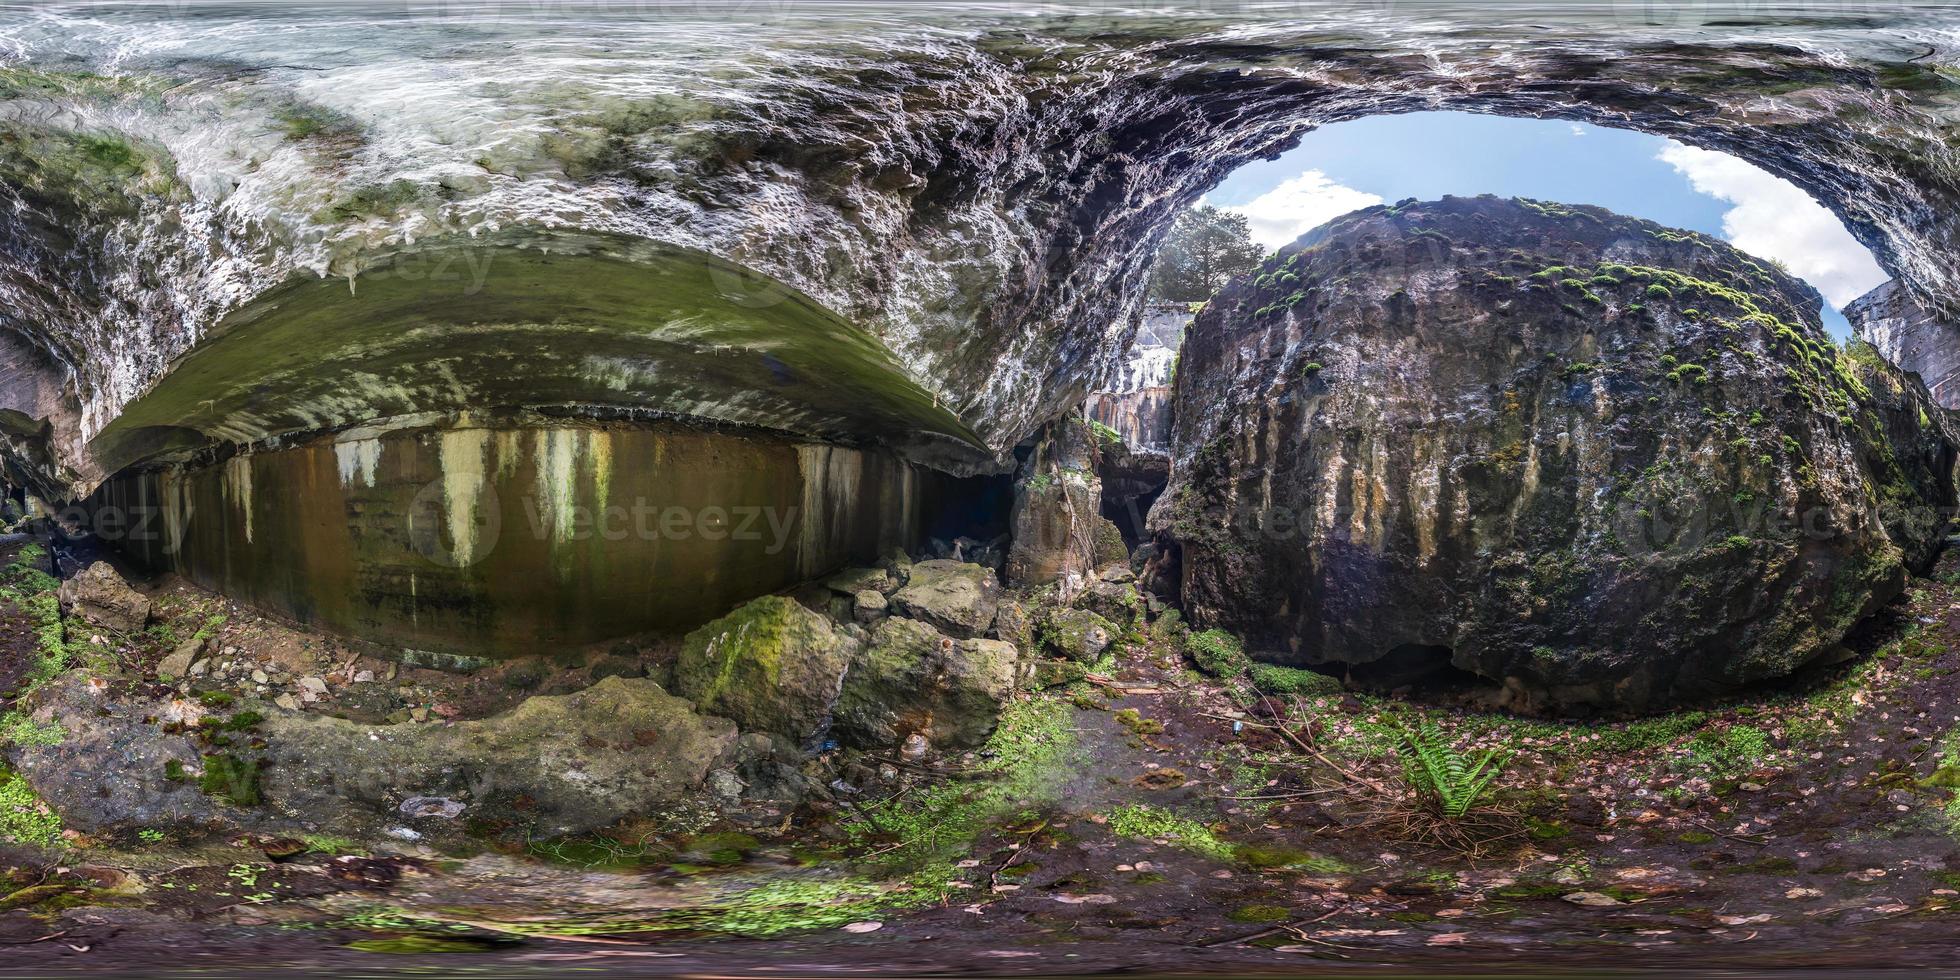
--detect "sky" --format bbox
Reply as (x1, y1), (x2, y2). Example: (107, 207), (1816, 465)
(1202, 112), (1887, 337)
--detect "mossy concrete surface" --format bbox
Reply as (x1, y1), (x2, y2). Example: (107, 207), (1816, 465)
(87, 231), (991, 480)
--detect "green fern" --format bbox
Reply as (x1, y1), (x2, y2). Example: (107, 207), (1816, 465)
(1395, 722), (1508, 818)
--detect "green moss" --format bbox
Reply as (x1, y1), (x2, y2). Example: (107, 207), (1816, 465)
(660, 870), (959, 937)
(347, 936), (503, 954)
(1113, 708), (1164, 736)
(0, 712), (63, 748)
(1682, 725), (1769, 779)
(1229, 904), (1293, 923)
(198, 754), (262, 806)
(1233, 843), (1351, 873)
(1186, 629), (1249, 678)
(0, 770), (62, 848)
(1247, 663), (1341, 697)
(1107, 803), (1233, 862)
(0, 547), (74, 689)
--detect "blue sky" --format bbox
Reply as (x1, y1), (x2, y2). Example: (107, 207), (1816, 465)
(1203, 112), (1886, 337)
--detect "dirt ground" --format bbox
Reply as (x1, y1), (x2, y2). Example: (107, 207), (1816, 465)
(9, 539), (1960, 975)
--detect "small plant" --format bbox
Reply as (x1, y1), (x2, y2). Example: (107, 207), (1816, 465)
(138, 828), (166, 845)
(0, 712), (63, 748)
(300, 834), (361, 856)
(1396, 721), (1508, 819)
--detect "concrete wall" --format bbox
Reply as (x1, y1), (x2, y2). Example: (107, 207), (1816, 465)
(1848, 279), (1960, 408)
(89, 421), (925, 658)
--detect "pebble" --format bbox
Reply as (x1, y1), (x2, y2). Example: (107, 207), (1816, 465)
(1561, 892), (1623, 908)
(274, 694), (300, 711)
(250, 669), (268, 684)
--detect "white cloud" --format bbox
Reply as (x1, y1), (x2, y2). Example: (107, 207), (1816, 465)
(1569, 123), (1587, 137)
(1657, 144), (1887, 308)
(1221, 170), (1384, 249)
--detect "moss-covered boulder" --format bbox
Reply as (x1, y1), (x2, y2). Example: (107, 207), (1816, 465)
(1039, 607), (1115, 663)
(1186, 628), (1248, 678)
(832, 618), (1017, 749)
(891, 560), (1001, 638)
(1157, 196), (1959, 711)
(674, 595), (859, 742)
(1249, 663), (1343, 697)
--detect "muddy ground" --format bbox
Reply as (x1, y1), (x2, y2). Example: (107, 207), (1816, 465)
(9, 539), (1960, 975)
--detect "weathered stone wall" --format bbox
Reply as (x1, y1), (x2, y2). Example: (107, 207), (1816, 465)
(87, 421), (929, 658)
(1847, 279), (1960, 409)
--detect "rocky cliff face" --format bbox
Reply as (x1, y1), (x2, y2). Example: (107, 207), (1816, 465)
(1156, 197), (1958, 711)
(0, 6), (1956, 499)
(1086, 304), (1187, 454)
(1848, 279), (1960, 408)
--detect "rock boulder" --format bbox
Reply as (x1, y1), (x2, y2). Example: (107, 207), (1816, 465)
(891, 560), (1001, 638)
(57, 561), (150, 633)
(673, 595), (859, 743)
(1157, 196), (1958, 711)
(832, 618), (1017, 750)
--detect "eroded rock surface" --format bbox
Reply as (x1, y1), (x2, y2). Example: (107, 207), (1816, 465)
(1157, 196), (1958, 710)
(1848, 279), (1960, 408)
